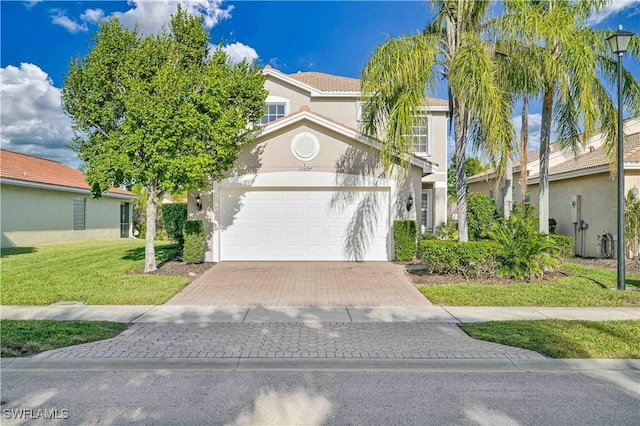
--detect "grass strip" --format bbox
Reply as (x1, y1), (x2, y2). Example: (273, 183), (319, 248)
(420, 262), (640, 307)
(460, 320), (640, 359)
(1, 240), (188, 305)
(1, 320), (127, 357)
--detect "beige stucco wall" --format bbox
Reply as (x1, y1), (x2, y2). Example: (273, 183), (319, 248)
(189, 119), (424, 261)
(1, 184), (133, 248)
(264, 77), (359, 129)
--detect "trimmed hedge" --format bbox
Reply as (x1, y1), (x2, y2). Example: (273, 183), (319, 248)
(394, 220), (418, 261)
(550, 234), (574, 259)
(419, 240), (500, 278)
(468, 192), (498, 240)
(162, 203), (187, 247)
(183, 220), (204, 263)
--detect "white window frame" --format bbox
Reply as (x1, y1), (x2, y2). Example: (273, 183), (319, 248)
(421, 189), (433, 232)
(409, 112), (431, 156)
(356, 101), (365, 123)
(259, 95), (290, 125)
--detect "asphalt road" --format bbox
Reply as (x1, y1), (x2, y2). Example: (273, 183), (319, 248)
(1, 369), (639, 425)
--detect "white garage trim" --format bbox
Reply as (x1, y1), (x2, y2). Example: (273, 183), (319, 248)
(211, 172), (398, 262)
(218, 188), (390, 261)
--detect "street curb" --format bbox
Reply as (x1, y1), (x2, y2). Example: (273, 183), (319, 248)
(2, 357), (638, 372)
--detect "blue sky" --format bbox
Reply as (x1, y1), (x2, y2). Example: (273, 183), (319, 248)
(2, 0), (640, 167)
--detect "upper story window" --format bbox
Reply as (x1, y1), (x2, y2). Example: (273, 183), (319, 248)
(259, 96), (290, 125)
(409, 114), (430, 155)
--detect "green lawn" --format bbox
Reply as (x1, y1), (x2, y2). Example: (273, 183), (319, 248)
(1, 240), (188, 305)
(461, 320), (640, 358)
(420, 262), (640, 306)
(1, 320), (127, 357)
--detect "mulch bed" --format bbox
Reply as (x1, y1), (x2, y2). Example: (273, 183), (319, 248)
(400, 257), (640, 287)
(148, 260), (216, 281)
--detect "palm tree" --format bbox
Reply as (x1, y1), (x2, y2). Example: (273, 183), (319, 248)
(360, 0), (515, 242)
(497, 0), (640, 232)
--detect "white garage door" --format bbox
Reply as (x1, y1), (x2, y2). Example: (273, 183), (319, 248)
(220, 189), (390, 261)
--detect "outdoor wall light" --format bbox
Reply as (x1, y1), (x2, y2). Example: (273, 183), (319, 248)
(406, 194), (414, 212)
(195, 193), (202, 211)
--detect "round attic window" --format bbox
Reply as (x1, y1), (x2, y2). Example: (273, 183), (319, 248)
(291, 132), (319, 162)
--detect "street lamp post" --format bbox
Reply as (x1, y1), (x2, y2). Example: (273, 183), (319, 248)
(607, 26), (634, 291)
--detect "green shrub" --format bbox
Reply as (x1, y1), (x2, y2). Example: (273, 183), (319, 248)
(489, 205), (559, 281)
(394, 220), (418, 261)
(436, 221), (458, 240)
(549, 218), (557, 234)
(419, 240), (500, 278)
(468, 193), (499, 240)
(183, 220), (205, 263)
(162, 203), (187, 247)
(550, 234), (574, 259)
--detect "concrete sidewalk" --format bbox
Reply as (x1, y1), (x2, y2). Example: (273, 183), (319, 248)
(1, 305), (638, 323)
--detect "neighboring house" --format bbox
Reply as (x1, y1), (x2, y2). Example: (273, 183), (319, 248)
(0, 150), (136, 248)
(189, 66), (449, 262)
(468, 117), (640, 258)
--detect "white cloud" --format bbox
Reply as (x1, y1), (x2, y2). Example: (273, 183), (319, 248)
(269, 57), (283, 69)
(24, 0), (43, 9)
(221, 42), (259, 64)
(587, 1), (640, 25)
(1, 64), (78, 167)
(80, 8), (105, 24)
(112, 0), (233, 35)
(513, 113), (543, 153)
(50, 9), (88, 34)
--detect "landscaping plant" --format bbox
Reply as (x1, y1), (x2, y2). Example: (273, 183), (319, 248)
(162, 203), (187, 248)
(489, 204), (559, 281)
(393, 220), (418, 261)
(467, 192), (499, 240)
(419, 239), (499, 278)
(183, 220), (205, 263)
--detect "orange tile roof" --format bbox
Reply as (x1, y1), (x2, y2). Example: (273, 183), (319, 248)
(548, 132), (640, 176)
(267, 66), (449, 105)
(0, 150), (135, 196)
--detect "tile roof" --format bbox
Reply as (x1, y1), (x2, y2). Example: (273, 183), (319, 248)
(0, 150), (135, 196)
(547, 132), (640, 176)
(288, 71), (361, 92)
(266, 66), (449, 105)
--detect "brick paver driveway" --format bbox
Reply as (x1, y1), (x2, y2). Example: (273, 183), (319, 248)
(166, 262), (430, 307)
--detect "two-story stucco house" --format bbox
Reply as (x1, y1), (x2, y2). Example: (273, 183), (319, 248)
(190, 66), (449, 262)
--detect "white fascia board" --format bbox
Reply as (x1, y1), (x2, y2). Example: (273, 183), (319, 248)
(258, 111), (436, 172)
(0, 178), (137, 199)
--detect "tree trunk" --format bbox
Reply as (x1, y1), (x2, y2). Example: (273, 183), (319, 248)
(501, 156), (513, 219)
(520, 96), (529, 202)
(454, 99), (469, 242)
(539, 88), (554, 234)
(144, 183), (159, 273)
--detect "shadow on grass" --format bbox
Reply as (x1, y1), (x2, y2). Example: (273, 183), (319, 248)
(0, 247), (37, 258)
(625, 277), (640, 289)
(122, 243), (181, 263)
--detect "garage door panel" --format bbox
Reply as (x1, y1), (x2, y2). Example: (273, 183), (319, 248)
(220, 189), (389, 261)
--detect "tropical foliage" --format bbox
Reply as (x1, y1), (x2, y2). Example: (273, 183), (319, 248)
(360, 0), (515, 242)
(489, 205), (559, 281)
(625, 189), (640, 259)
(62, 8), (267, 272)
(496, 0), (640, 232)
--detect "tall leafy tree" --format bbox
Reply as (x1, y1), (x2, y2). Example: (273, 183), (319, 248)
(62, 9), (267, 272)
(447, 155), (489, 202)
(360, 0), (515, 242)
(497, 0), (640, 232)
